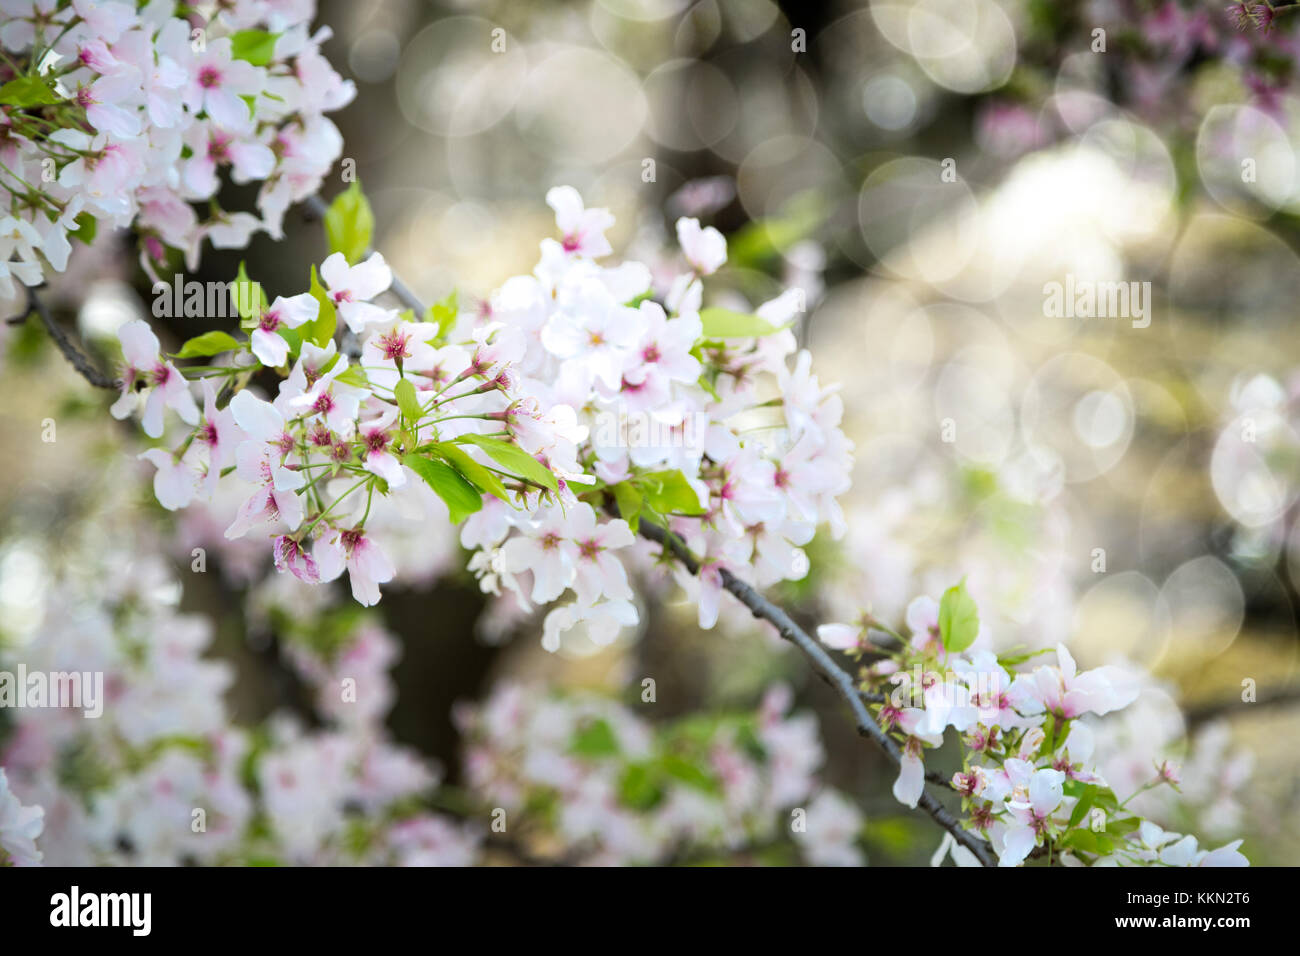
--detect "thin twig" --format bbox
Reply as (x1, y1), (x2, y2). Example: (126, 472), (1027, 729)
(632, 517), (996, 865)
(27, 286), (117, 390)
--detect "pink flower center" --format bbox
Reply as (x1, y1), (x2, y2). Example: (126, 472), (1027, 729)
(378, 330), (411, 361)
(198, 66), (222, 89)
(207, 134), (230, 161)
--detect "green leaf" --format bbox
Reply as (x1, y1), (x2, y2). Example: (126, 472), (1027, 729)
(393, 378), (422, 423)
(429, 443), (511, 504)
(698, 307), (784, 340)
(230, 29), (279, 67)
(611, 481), (642, 532)
(938, 578), (979, 654)
(70, 212), (96, 245)
(427, 290), (458, 340)
(404, 455), (482, 523)
(232, 262), (267, 325)
(0, 74), (61, 107)
(659, 753), (720, 793)
(1067, 788), (1096, 829)
(324, 179), (374, 265)
(1061, 829), (1114, 856)
(570, 719), (619, 758)
(306, 264), (337, 347)
(455, 434), (557, 491)
(726, 190), (824, 268)
(334, 364), (368, 388)
(617, 763), (664, 811)
(1104, 816), (1142, 838)
(175, 330), (241, 359)
(635, 469), (705, 516)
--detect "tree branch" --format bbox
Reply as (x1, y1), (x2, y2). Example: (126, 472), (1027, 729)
(27, 286), (117, 390)
(299, 193), (997, 863)
(631, 516), (997, 866)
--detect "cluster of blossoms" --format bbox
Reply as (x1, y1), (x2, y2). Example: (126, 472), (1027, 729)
(113, 186), (852, 654)
(0, 451), (878, 867)
(455, 681), (863, 866)
(0, 0), (351, 317)
(0, 470), (479, 865)
(819, 590), (1249, 866)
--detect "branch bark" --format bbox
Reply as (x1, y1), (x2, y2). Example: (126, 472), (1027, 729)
(27, 286), (118, 390)
(631, 517), (997, 866)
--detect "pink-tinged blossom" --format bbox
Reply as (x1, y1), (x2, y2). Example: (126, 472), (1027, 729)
(194, 379), (242, 498)
(110, 319), (199, 438)
(358, 409), (405, 489)
(546, 185), (614, 259)
(992, 764), (1065, 867)
(320, 252), (395, 333)
(675, 217), (727, 275)
(182, 37), (265, 130)
(74, 70), (142, 138)
(314, 527), (396, 607)
(273, 535), (320, 583)
(567, 505), (635, 605)
(182, 124), (276, 199)
(817, 623), (862, 651)
(250, 294), (320, 368)
(1008, 643), (1140, 719)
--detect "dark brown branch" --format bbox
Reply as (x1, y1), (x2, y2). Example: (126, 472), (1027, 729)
(28, 286), (117, 390)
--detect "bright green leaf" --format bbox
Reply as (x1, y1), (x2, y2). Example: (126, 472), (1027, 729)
(455, 434), (557, 491)
(230, 29), (279, 67)
(429, 443), (511, 504)
(175, 330), (241, 359)
(938, 578), (980, 654)
(404, 455), (482, 523)
(306, 265), (337, 347)
(611, 481), (642, 532)
(570, 719), (619, 758)
(617, 763), (664, 811)
(0, 75), (61, 107)
(394, 378), (422, 423)
(698, 307), (785, 340)
(636, 469), (705, 516)
(659, 753), (720, 793)
(232, 262), (267, 325)
(427, 290), (458, 340)
(70, 212), (96, 245)
(334, 364), (369, 388)
(324, 179), (374, 265)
